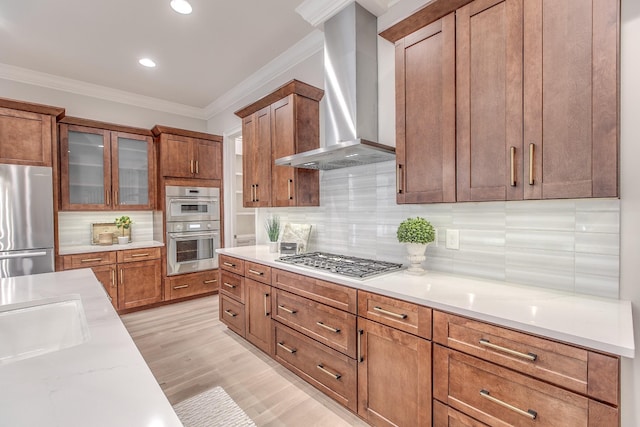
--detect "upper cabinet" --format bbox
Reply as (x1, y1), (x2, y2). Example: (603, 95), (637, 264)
(384, 0), (619, 203)
(234, 80), (323, 208)
(153, 125), (222, 180)
(59, 118), (155, 211)
(0, 98), (65, 167)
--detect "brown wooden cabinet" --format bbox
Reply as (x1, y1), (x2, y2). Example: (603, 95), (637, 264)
(61, 247), (162, 312)
(245, 278), (272, 355)
(166, 270), (218, 301)
(0, 100), (64, 167)
(153, 125), (222, 180)
(235, 80), (323, 208)
(59, 118), (155, 211)
(395, 13), (456, 204)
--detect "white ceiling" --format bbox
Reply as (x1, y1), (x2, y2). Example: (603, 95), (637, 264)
(0, 0), (317, 109)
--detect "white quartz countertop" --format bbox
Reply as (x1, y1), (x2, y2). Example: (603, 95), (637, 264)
(218, 246), (635, 358)
(59, 240), (164, 255)
(0, 269), (182, 427)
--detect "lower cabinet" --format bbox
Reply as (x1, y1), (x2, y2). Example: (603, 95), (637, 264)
(220, 294), (245, 337)
(245, 278), (272, 354)
(166, 270), (219, 300)
(91, 264), (118, 309)
(117, 258), (162, 310)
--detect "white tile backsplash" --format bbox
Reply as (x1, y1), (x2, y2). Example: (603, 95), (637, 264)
(257, 161), (621, 298)
(58, 211), (154, 247)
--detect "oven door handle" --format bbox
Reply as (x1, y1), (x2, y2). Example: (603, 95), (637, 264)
(169, 232), (219, 240)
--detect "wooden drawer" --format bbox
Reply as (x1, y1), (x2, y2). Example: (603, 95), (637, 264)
(219, 270), (244, 303)
(433, 400), (488, 426)
(117, 247), (161, 263)
(167, 270), (219, 300)
(273, 289), (357, 358)
(244, 261), (272, 285)
(272, 268), (357, 314)
(219, 255), (244, 275)
(433, 311), (619, 405)
(62, 251), (117, 269)
(433, 345), (618, 427)
(274, 322), (357, 412)
(358, 290), (432, 340)
(220, 294), (245, 337)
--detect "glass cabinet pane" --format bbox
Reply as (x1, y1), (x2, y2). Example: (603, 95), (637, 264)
(67, 130), (106, 205)
(117, 136), (149, 206)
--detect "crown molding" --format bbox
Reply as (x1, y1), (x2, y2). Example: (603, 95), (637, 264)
(296, 0), (391, 26)
(0, 62), (207, 120)
(203, 29), (324, 120)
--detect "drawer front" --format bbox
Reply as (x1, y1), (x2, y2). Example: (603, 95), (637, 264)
(433, 400), (488, 427)
(273, 289), (356, 358)
(433, 311), (619, 405)
(358, 290), (432, 339)
(220, 295), (245, 337)
(272, 268), (357, 314)
(117, 247), (161, 263)
(219, 255), (244, 274)
(433, 345), (590, 427)
(274, 322), (357, 412)
(244, 261), (272, 285)
(167, 270), (219, 300)
(63, 251), (117, 269)
(219, 270), (244, 302)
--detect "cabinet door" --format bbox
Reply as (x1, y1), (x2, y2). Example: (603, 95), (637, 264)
(523, 0), (618, 199)
(456, 0), (523, 202)
(194, 139), (222, 180)
(271, 96), (296, 207)
(0, 107), (53, 166)
(357, 317), (432, 426)
(159, 134), (194, 178)
(117, 259), (162, 310)
(111, 132), (154, 210)
(60, 124), (111, 210)
(243, 107), (271, 207)
(245, 278), (272, 355)
(396, 14), (455, 204)
(92, 265), (118, 310)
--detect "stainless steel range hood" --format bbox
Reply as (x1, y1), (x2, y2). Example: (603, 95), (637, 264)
(275, 2), (395, 170)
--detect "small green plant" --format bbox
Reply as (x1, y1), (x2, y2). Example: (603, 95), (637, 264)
(265, 215), (281, 242)
(397, 217), (435, 244)
(115, 215), (133, 235)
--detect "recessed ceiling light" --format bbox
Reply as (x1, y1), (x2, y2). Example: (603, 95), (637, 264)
(170, 0), (192, 14)
(139, 58), (156, 68)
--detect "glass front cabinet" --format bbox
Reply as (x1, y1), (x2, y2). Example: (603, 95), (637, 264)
(60, 123), (154, 211)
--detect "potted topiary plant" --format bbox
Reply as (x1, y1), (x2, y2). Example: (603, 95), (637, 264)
(265, 215), (281, 253)
(115, 215), (133, 244)
(397, 216), (435, 275)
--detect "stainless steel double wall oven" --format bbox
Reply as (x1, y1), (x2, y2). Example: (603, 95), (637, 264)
(165, 185), (220, 276)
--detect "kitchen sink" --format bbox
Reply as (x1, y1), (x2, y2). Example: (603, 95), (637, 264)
(0, 294), (90, 364)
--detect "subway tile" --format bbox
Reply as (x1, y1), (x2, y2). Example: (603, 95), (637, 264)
(575, 232), (619, 256)
(506, 230), (575, 251)
(505, 266), (575, 293)
(575, 253), (620, 278)
(575, 211), (620, 233)
(574, 274), (619, 298)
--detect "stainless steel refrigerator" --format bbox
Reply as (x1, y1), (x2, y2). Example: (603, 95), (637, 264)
(0, 164), (55, 278)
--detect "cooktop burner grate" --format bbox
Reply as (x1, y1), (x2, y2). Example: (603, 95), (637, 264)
(277, 252), (403, 279)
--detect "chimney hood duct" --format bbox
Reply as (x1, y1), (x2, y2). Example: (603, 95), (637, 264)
(275, 2), (395, 170)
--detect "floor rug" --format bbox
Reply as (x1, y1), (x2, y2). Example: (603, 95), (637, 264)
(173, 386), (256, 427)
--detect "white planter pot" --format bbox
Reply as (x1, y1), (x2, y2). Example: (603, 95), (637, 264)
(405, 242), (429, 275)
(118, 236), (129, 245)
(268, 241), (279, 253)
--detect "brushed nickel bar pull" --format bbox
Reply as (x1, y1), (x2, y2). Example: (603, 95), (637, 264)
(120, 268), (124, 285)
(190, 160), (194, 174)
(288, 179), (293, 200)
(479, 339), (537, 361)
(529, 143), (535, 185)
(223, 262), (236, 267)
(222, 282), (237, 289)
(195, 160), (199, 174)
(317, 364), (341, 380)
(357, 329), (363, 363)
(277, 342), (296, 354)
(203, 279), (217, 284)
(480, 390), (537, 420)
(278, 304), (297, 314)
(373, 306), (407, 320)
(510, 146), (516, 186)
(316, 321), (340, 333)
(105, 190), (110, 206)
(131, 253), (149, 258)
(224, 309), (237, 318)
(264, 293), (270, 316)
(397, 164), (403, 194)
(81, 258), (103, 263)
(114, 190), (118, 206)
(173, 284), (189, 290)
(248, 269), (264, 276)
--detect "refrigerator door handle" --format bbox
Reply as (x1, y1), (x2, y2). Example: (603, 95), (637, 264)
(0, 251), (48, 260)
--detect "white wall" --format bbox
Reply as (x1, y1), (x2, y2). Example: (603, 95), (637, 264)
(619, 0), (640, 425)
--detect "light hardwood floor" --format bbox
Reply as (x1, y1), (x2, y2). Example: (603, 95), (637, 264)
(121, 294), (369, 426)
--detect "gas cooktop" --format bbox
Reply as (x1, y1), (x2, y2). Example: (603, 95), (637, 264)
(277, 252), (403, 279)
